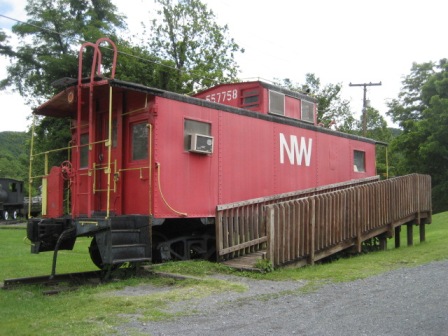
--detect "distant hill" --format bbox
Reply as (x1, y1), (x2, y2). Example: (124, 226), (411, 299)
(0, 131), (28, 180)
(389, 127), (402, 138)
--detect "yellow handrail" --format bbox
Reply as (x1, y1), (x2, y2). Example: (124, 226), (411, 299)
(27, 115), (36, 218)
(155, 162), (187, 217)
(106, 86), (113, 218)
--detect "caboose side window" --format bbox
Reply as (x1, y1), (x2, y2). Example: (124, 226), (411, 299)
(301, 101), (314, 123)
(80, 134), (89, 168)
(184, 119), (211, 151)
(241, 89), (259, 109)
(354, 150), (366, 172)
(269, 90), (285, 115)
(132, 123), (148, 161)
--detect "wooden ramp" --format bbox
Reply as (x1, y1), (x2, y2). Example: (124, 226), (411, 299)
(216, 174), (432, 270)
(221, 250), (267, 272)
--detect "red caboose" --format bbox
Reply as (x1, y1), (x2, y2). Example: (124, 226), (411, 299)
(27, 39), (380, 270)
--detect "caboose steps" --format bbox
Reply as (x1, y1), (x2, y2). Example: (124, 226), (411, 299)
(110, 243), (148, 261)
(111, 258), (152, 265)
(88, 216), (151, 268)
(110, 229), (142, 245)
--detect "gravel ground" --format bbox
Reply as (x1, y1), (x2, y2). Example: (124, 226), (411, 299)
(116, 260), (448, 336)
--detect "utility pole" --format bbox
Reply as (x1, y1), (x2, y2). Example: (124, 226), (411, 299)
(349, 81), (382, 136)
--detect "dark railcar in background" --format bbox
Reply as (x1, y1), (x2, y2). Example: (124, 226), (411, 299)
(0, 178), (24, 220)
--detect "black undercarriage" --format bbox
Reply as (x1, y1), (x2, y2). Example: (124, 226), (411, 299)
(27, 216), (216, 271)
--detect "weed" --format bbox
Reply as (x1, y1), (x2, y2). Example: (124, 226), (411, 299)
(254, 258), (274, 273)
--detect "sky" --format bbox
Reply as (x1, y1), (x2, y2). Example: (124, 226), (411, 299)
(0, 0), (447, 132)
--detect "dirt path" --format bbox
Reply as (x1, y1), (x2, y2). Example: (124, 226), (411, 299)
(116, 260), (448, 335)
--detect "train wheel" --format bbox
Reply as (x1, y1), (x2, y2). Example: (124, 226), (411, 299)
(12, 210), (18, 220)
(152, 232), (168, 263)
(2, 210), (8, 220)
(88, 237), (103, 269)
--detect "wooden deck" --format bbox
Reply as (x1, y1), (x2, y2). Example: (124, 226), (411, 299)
(221, 250), (267, 271)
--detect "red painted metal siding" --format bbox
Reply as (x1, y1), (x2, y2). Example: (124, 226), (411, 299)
(149, 95), (377, 219)
(218, 112), (276, 203)
(61, 83), (377, 220)
(194, 81), (264, 113)
(152, 99), (219, 218)
(46, 166), (64, 218)
(285, 96), (301, 120)
(274, 125), (318, 193)
(120, 92), (152, 216)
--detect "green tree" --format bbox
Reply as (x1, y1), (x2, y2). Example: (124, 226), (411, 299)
(147, 0), (244, 93)
(0, 31), (14, 57)
(0, 0), (127, 197)
(0, 0), (126, 190)
(388, 59), (448, 212)
(115, 41), (179, 91)
(0, 132), (28, 180)
(386, 61), (435, 128)
(356, 107), (394, 178)
(0, 0), (126, 105)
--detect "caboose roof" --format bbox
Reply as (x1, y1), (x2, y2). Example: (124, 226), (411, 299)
(194, 80), (317, 103)
(35, 77), (386, 146)
(35, 89), (77, 118)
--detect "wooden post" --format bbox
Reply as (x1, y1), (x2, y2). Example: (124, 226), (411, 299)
(355, 189), (362, 253)
(407, 223), (414, 246)
(379, 234), (387, 251)
(419, 221), (426, 243)
(309, 199), (315, 265)
(216, 211), (223, 261)
(394, 226), (401, 248)
(267, 206), (276, 266)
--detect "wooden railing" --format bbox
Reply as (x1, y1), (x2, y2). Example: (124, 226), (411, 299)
(215, 174), (432, 267)
(215, 176), (380, 261)
(266, 174), (431, 267)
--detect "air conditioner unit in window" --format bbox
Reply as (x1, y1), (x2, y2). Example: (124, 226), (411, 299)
(189, 133), (214, 154)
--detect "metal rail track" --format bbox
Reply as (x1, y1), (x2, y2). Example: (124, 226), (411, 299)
(2, 270), (104, 292)
(0, 219), (27, 226)
(2, 266), (152, 294)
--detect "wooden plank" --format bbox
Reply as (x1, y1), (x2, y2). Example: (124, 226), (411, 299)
(293, 200), (299, 260)
(309, 198), (315, 265)
(216, 211), (224, 260)
(313, 240), (356, 262)
(220, 236), (268, 255)
(267, 206), (275, 263)
(222, 250), (267, 271)
(216, 175), (380, 211)
(280, 203), (286, 264)
(303, 199), (310, 257)
(248, 204), (254, 253)
(355, 188), (362, 253)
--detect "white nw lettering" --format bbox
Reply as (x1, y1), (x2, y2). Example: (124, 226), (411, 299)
(279, 133), (313, 166)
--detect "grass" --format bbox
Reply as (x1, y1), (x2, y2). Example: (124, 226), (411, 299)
(1, 212), (447, 335)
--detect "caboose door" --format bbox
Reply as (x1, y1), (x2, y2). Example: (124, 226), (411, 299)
(93, 110), (120, 215)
